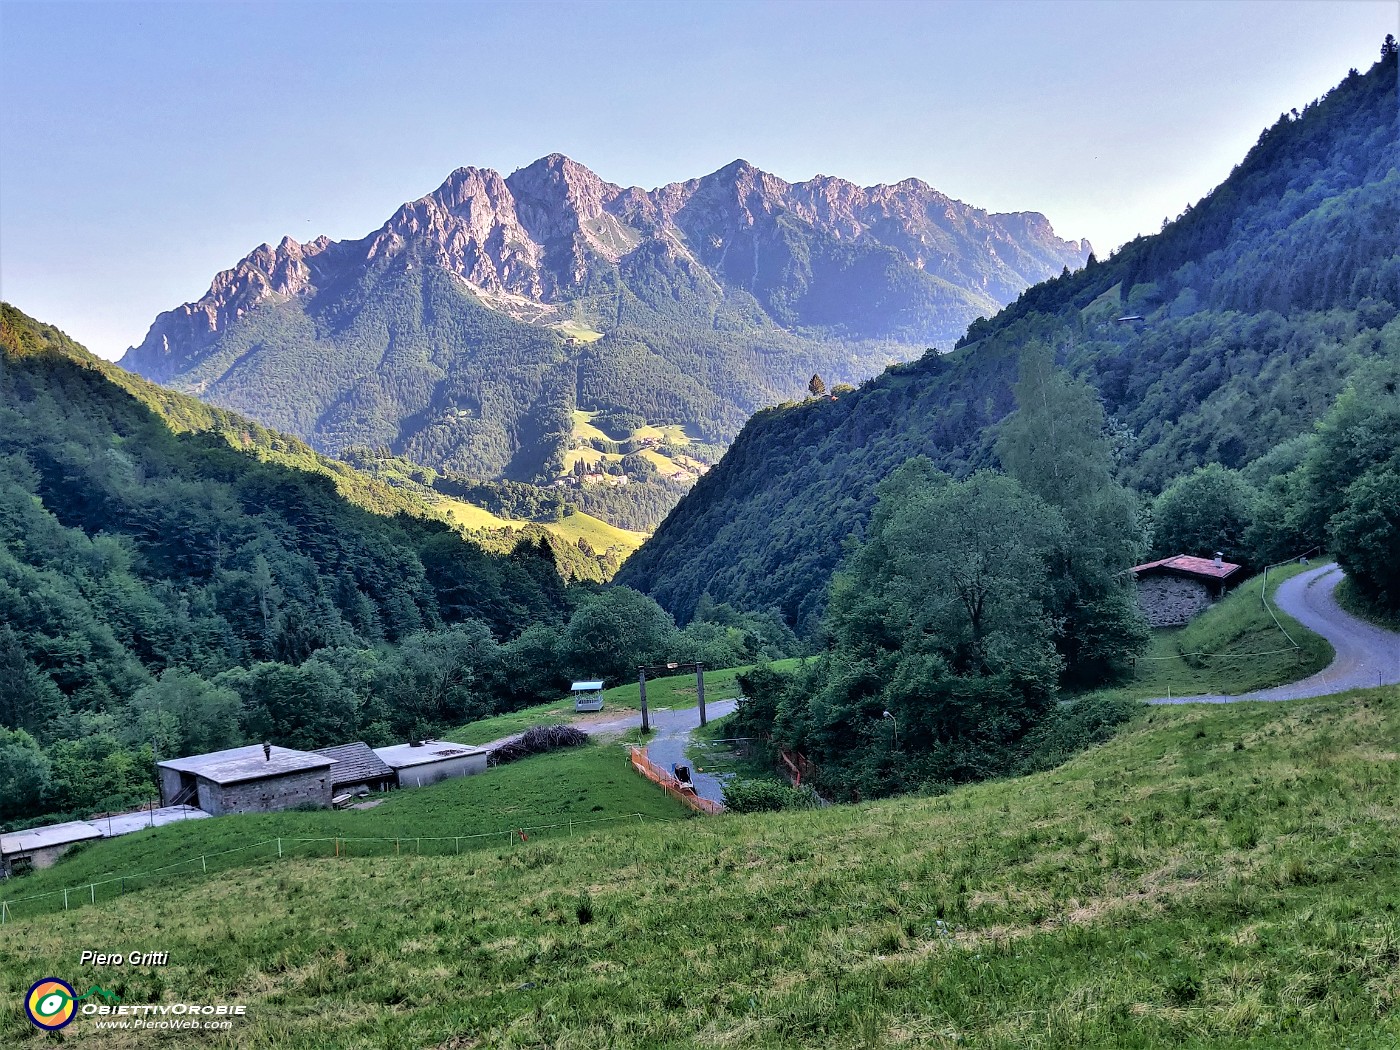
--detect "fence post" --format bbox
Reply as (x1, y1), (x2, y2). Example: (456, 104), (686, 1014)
(64, 889), (69, 911)
(417, 838), (421, 855)
(1, 900), (7, 925)
(455, 837), (461, 854)
(201, 855), (207, 874)
(277, 838), (283, 859)
(568, 819), (573, 838)
(396, 838), (400, 856)
(90, 884), (95, 905)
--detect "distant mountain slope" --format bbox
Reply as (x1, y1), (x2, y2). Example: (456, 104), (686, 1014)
(120, 157), (1087, 483)
(617, 52), (1400, 633)
(5, 306), (638, 582)
(0, 305), (574, 655)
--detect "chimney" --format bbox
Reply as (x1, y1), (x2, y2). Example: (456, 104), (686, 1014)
(262, 742), (272, 761)
(1213, 552), (1223, 568)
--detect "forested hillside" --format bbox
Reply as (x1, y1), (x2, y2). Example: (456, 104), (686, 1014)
(0, 305), (799, 827)
(620, 50), (1400, 635)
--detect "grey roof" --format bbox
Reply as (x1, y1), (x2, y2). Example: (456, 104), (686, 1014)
(1, 807), (211, 859)
(1, 821), (103, 855)
(157, 744), (334, 785)
(571, 680), (605, 691)
(373, 739), (488, 770)
(97, 806), (210, 836)
(313, 742), (396, 786)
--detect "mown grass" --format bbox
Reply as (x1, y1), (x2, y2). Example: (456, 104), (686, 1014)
(2, 688), (1396, 1047)
(1078, 563), (1333, 701)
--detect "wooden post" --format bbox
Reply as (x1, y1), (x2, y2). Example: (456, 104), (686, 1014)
(638, 666), (650, 734)
(90, 884), (95, 905)
(696, 662), (707, 727)
(201, 855), (207, 874)
(277, 838), (282, 858)
(64, 889), (69, 911)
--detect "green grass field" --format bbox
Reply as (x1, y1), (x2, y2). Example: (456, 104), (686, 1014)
(441, 659), (807, 747)
(1073, 563), (1333, 702)
(3, 687), (1397, 1047)
(0, 743), (689, 918)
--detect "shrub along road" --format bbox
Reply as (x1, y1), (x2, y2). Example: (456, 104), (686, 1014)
(1151, 563), (1400, 704)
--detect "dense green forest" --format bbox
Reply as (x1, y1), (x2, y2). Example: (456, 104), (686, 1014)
(620, 50), (1400, 635)
(0, 306), (798, 828)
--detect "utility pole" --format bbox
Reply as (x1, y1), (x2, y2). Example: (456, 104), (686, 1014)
(637, 666), (651, 734)
(695, 662), (707, 726)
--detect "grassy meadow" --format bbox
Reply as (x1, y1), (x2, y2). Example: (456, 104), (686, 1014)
(0, 743), (689, 919)
(440, 659), (805, 747)
(2, 688), (1398, 1047)
(435, 493), (646, 556)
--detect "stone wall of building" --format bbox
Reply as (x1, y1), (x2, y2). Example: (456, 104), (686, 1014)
(198, 768), (334, 816)
(1135, 575), (1214, 627)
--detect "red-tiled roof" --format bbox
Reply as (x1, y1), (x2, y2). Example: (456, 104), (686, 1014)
(1131, 554), (1242, 580)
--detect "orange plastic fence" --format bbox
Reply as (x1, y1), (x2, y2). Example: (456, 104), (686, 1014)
(629, 747), (724, 814)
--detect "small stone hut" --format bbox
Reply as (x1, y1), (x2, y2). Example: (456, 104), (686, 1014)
(1131, 553), (1243, 627)
(157, 744), (337, 816)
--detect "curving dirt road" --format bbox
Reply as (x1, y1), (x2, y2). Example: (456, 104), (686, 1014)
(1149, 562), (1400, 705)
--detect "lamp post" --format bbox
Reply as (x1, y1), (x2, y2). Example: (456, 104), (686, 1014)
(882, 710), (898, 752)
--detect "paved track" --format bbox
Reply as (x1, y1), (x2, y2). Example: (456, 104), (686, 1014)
(1148, 563), (1400, 705)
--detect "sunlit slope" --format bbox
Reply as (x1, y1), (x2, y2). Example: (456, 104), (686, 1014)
(3, 688), (1397, 1048)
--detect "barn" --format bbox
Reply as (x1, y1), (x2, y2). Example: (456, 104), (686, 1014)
(156, 744), (337, 816)
(373, 740), (489, 788)
(314, 742), (397, 796)
(1131, 553), (1243, 627)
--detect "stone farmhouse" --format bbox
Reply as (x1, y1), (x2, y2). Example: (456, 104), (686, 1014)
(1131, 553), (1243, 627)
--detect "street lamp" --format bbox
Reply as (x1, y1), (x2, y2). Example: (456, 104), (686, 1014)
(882, 710), (898, 752)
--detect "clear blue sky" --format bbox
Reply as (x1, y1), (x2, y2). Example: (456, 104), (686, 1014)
(2, 0), (1394, 359)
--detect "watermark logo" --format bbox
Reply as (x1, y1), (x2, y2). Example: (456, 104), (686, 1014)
(24, 980), (122, 1029)
(25, 978), (77, 1030)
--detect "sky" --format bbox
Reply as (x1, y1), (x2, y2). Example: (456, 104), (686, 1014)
(1, 0), (1395, 360)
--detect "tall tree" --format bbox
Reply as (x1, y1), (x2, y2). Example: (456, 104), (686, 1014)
(995, 345), (1149, 683)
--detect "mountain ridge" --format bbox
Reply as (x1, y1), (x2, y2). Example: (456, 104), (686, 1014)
(118, 155), (1088, 492)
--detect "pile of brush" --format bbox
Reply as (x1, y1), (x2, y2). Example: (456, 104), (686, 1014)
(488, 723), (589, 766)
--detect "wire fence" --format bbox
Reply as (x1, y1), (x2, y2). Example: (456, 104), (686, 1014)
(0, 811), (669, 926)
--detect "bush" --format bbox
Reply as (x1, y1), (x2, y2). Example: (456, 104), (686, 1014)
(722, 779), (820, 813)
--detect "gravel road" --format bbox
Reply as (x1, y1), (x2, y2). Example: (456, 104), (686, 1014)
(1148, 562), (1400, 705)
